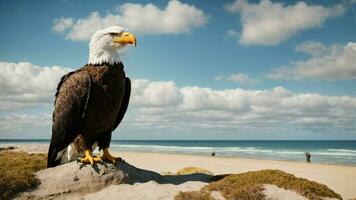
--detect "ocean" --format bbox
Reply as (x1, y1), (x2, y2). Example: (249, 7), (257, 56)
(1, 140), (356, 166)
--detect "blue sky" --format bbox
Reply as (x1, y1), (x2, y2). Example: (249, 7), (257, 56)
(0, 0), (356, 140)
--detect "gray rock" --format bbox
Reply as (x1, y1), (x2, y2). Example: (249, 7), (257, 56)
(17, 161), (218, 200)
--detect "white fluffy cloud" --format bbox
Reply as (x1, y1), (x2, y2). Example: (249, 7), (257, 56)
(1, 61), (355, 135)
(131, 79), (180, 106)
(129, 80), (356, 133)
(52, 17), (74, 33)
(225, 0), (344, 46)
(53, 0), (208, 41)
(0, 113), (51, 132)
(266, 41), (356, 80)
(0, 61), (72, 110)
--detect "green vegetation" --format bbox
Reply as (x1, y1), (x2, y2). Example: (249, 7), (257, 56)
(175, 169), (342, 200)
(0, 150), (47, 200)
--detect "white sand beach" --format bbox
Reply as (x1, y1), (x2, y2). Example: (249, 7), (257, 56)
(117, 151), (356, 199)
(5, 144), (356, 199)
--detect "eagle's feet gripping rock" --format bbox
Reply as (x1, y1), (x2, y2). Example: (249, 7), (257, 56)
(101, 148), (122, 164)
(78, 149), (103, 166)
(77, 148), (122, 166)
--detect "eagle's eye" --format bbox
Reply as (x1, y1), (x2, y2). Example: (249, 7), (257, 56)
(108, 32), (121, 37)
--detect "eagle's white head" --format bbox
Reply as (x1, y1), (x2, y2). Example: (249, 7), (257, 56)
(88, 26), (136, 65)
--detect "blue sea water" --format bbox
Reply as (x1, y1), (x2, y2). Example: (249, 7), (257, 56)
(1, 140), (355, 166)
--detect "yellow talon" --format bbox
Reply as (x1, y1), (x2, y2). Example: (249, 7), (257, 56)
(102, 148), (121, 164)
(79, 149), (120, 165)
(79, 149), (102, 165)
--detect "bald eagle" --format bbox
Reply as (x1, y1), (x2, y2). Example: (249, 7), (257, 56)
(47, 26), (136, 167)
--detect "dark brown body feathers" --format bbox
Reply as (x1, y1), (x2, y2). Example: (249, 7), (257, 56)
(47, 63), (131, 167)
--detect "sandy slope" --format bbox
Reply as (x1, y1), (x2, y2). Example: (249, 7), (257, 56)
(117, 151), (356, 199)
(82, 181), (208, 200)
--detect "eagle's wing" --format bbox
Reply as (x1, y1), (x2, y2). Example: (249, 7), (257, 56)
(112, 77), (131, 131)
(47, 70), (92, 167)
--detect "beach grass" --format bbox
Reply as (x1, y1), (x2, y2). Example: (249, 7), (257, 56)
(162, 166), (214, 176)
(176, 166), (214, 175)
(175, 169), (342, 200)
(0, 150), (47, 200)
(175, 190), (216, 200)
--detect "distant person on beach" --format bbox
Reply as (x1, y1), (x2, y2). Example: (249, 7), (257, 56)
(305, 152), (311, 163)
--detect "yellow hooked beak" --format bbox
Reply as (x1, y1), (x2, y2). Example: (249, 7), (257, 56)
(113, 31), (137, 47)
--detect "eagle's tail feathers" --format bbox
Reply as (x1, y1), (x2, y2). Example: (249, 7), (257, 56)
(47, 142), (61, 167)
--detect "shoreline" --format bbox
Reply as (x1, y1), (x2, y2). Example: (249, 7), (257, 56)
(2, 142), (356, 167)
(117, 149), (356, 167)
(121, 150), (356, 168)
